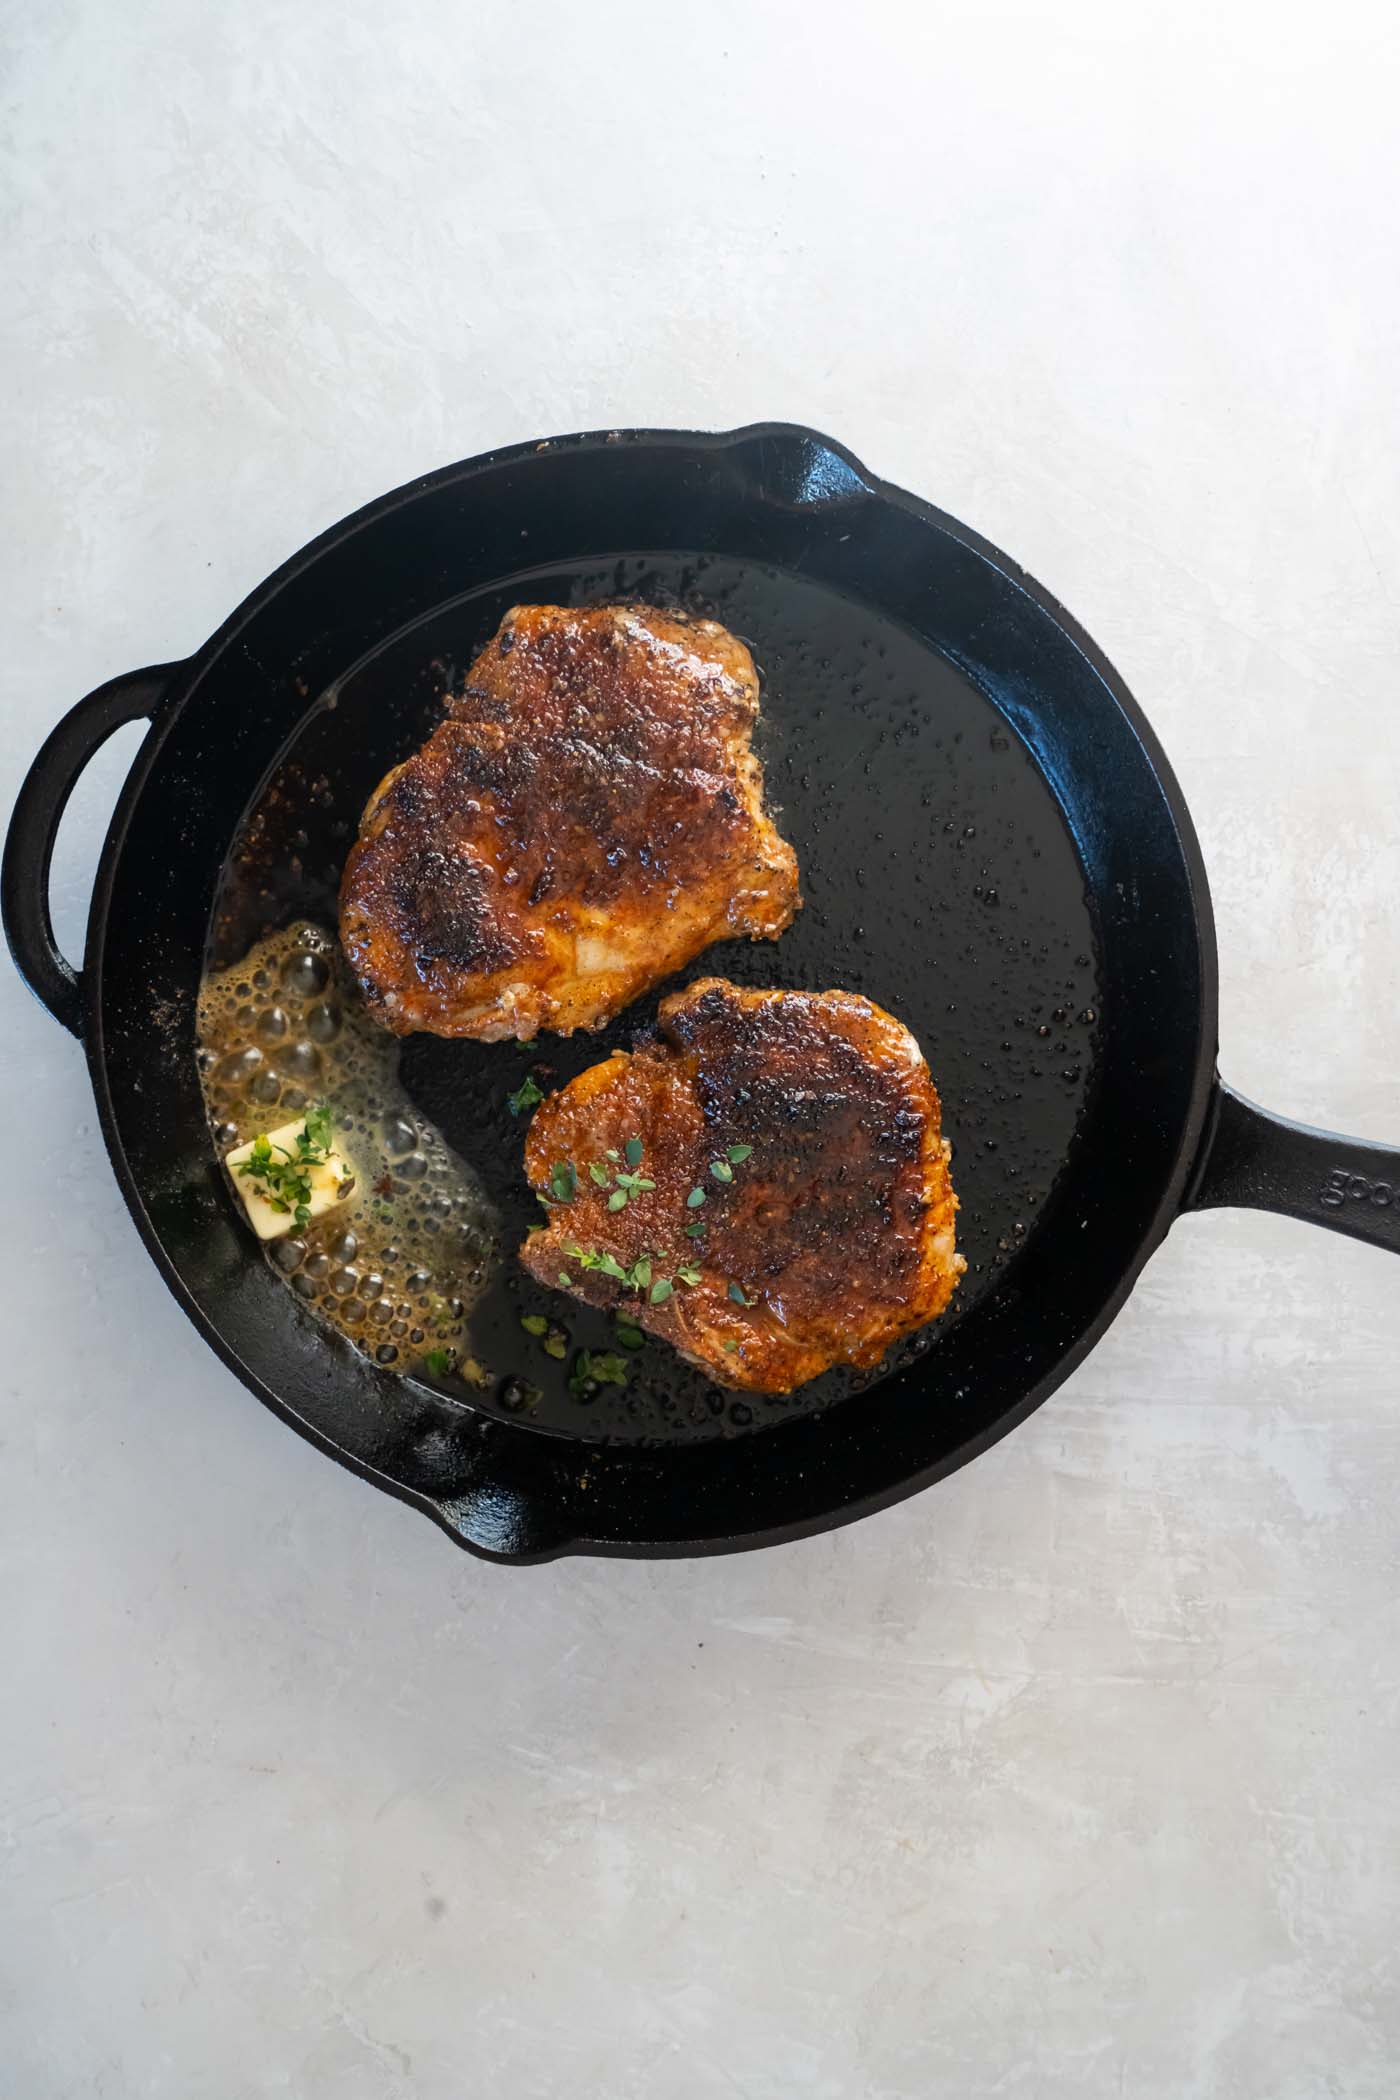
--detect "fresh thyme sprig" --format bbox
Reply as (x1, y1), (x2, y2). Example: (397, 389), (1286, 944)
(569, 1349), (630, 1398)
(237, 1104), (336, 1229)
(544, 1133), (760, 1313)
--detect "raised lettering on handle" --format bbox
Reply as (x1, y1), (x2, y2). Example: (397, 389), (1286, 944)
(1187, 1082), (1400, 1258)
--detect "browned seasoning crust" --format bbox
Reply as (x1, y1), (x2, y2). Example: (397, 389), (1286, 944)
(520, 978), (964, 1394)
(339, 604), (800, 1039)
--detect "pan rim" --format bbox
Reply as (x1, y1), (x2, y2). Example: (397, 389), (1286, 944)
(76, 422), (1221, 1558)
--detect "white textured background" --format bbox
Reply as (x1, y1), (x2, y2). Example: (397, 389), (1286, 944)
(3, 2), (1399, 2095)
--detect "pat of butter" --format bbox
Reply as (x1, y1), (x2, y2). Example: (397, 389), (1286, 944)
(225, 1118), (356, 1240)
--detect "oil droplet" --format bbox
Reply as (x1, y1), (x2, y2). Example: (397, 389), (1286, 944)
(282, 949), (330, 998)
(382, 1114), (417, 1157)
(306, 1001), (342, 1043)
(281, 1040), (322, 1079)
(217, 1046), (262, 1086)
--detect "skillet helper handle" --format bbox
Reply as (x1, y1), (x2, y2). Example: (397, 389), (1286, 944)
(1187, 1080), (1400, 1256)
(2, 664), (176, 1038)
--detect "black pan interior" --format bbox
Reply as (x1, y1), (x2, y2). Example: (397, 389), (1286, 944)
(211, 553), (1102, 1445)
(91, 430), (1211, 1553)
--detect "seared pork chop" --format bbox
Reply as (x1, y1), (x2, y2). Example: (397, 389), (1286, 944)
(520, 978), (964, 1394)
(340, 605), (799, 1038)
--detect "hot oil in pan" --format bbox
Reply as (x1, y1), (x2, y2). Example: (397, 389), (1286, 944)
(197, 921), (498, 1377)
(205, 554), (1102, 1446)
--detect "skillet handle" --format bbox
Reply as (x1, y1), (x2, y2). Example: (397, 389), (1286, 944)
(2, 664), (176, 1038)
(1186, 1080), (1400, 1256)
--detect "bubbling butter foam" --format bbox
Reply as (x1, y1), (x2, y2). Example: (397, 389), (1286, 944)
(197, 920), (497, 1377)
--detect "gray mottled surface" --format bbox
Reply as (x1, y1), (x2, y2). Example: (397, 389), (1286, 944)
(2, 2), (1398, 2094)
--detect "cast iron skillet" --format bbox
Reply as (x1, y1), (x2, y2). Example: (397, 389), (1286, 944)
(5, 425), (1398, 1561)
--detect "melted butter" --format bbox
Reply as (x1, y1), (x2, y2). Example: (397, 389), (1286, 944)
(196, 920), (498, 1379)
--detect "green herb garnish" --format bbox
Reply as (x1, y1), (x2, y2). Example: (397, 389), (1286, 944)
(624, 1137), (643, 1167)
(615, 1322), (645, 1350)
(423, 1347), (452, 1376)
(548, 1160), (577, 1204)
(237, 1105), (336, 1228)
(565, 1242), (629, 1284)
(568, 1351), (593, 1398)
(722, 1339), (739, 1353)
(726, 1143), (753, 1164)
(686, 1187), (706, 1209)
(607, 1188), (629, 1211)
(542, 1327), (568, 1361)
(727, 1281), (751, 1305)
(554, 1243), (705, 1304)
(568, 1348), (630, 1398)
(520, 1313), (548, 1336)
(684, 1220), (706, 1239)
(709, 1158), (734, 1183)
(303, 1104), (333, 1152)
(507, 1075), (543, 1116)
